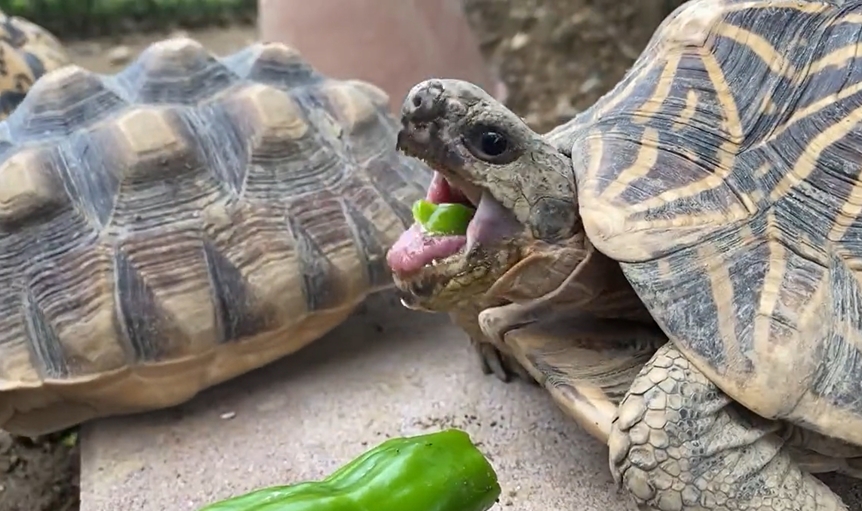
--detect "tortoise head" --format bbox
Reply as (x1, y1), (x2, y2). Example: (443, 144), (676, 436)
(386, 78), (586, 312)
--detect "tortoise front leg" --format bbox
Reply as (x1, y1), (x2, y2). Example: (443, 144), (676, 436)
(448, 308), (533, 383)
(478, 242), (653, 353)
(502, 314), (665, 443)
(610, 343), (850, 511)
(477, 298), (554, 347)
(473, 340), (529, 382)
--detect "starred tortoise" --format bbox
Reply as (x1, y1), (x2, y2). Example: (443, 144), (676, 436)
(0, 8), (68, 119)
(388, 0), (862, 509)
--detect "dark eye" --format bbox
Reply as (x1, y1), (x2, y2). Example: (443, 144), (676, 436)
(464, 125), (515, 163)
(479, 131), (508, 156)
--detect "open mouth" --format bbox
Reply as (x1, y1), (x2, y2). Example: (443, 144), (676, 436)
(386, 171), (521, 276)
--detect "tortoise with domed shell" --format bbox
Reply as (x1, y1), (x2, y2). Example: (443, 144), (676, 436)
(0, 36), (429, 437)
(387, 0), (862, 509)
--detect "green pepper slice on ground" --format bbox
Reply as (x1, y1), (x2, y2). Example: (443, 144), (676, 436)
(197, 429), (501, 511)
(412, 199), (475, 236)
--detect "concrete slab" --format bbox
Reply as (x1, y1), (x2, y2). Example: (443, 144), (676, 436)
(78, 292), (861, 511)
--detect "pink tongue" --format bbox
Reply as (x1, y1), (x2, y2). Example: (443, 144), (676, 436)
(387, 172), (471, 276)
(427, 172), (469, 203)
(386, 224), (466, 276)
(467, 191), (520, 245)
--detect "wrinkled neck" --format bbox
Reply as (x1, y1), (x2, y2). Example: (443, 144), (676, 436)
(578, 238), (654, 324)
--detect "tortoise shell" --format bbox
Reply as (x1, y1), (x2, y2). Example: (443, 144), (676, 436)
(0, 9), (68, 119)
(0, 37), (430, 436)
(567, 0), (862, 446)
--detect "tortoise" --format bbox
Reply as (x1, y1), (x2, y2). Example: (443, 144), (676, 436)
(0, 9), (68, 119)
(386, 0), (862, 508)
(0, 36), (430, 437)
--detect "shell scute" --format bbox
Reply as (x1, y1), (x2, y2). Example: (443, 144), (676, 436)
(212, 83), (318, 200)
(341, 189), (399, 290)
(0, 146), (68, 231)
(198, 199), (310, 337)
(118, 37), (239, 105)
(286, 209), (348, 312)
(24, 245), (119, 379)
(115, 229), (220, 361)
(199, 238), (273, 343)
(8, 65), (125, 140)
(223, 42), (323, 89)
(106, 106), (202, 184)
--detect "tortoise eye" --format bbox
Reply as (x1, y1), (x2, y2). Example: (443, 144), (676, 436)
(465, 125), (514, 163)
(479, 131), (508, 156)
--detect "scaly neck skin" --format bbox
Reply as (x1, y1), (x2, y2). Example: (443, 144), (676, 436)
(484, 221), (653, 326)
(576, 238), (655, 324)
(534, 131), (653, 325)
(535, 229), (655, 324)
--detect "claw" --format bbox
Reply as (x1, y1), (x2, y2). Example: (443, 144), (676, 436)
(472, 336), (494, 376)
(475, 339), (513, 382)
(470, 336), (535, 384)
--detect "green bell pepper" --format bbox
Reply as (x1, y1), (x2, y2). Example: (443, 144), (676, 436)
(197, 429), (501, 511)
(412, 199), (475, 236)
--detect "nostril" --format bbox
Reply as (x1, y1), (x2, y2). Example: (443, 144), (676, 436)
(403, 81), (446, 123)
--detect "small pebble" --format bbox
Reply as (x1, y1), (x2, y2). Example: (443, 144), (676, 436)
(510, 32), (530, 51)
(554, 96), (579, 121)
(579, 75), (603, 95)
(220, 411), (236, 420)
(107, 45), (132, 66)
(74, 42), (102, 56)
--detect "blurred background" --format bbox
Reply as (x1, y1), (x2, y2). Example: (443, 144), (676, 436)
(0, 0), (687, 133)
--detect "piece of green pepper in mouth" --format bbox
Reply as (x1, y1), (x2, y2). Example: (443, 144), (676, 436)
(413, 198), (476, 236)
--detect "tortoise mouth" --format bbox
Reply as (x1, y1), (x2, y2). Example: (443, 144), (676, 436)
(385, 171), (520, 278)
(385, 110), (525, 311)
(385, 170), (523, 312)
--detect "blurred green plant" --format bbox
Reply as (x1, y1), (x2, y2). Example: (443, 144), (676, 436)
(0, 0), (256, 39)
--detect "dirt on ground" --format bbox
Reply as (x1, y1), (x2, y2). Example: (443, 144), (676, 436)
(3, 1), (860, 510)
(0, 431), (80, 511)
(463, 0), (684, 132)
